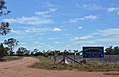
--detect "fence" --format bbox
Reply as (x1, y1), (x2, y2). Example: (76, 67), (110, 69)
(48, 55), (119, 64)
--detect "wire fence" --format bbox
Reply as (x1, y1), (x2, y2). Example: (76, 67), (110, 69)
(48, 55), (119, 64)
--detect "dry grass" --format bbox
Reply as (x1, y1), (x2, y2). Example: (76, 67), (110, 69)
(30, 57), (119, 72)
(5, 56), (23, 61)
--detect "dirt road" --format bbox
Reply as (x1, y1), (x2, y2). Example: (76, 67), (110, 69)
(0, 57), (118, 77)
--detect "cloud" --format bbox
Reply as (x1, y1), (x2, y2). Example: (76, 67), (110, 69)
(3, 16), (53, 25)
(44, 1), (55, 8)
(72, 35), (93, 41)
(11, 29), (23, 34)
(48, 37), (60, 40)
(84, 15), (97, 20)
(25, 28), (51, 33)
(76, 3), (104, 11)
(97, 36), (119, 42)
(54, 42), (61, 44)
(35, 8), (57, 18)
(35, 11), (51, 18)
(118, 12), (119, 15)
(65, 15), (97, 23)
(68, 18), (83, 23)
(95, 28), (119, 36)
(34, 41), (39, 44)
(53, 28), (62, 32)
(78, 26), (83, 29)
(3, 3), (58, 26)
(107, 7), (119, 12)
(72, 28), (119, 45)
(20, 42), (26, 45)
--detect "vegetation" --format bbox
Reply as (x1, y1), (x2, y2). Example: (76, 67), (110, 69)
(5, 56), (22, 61)
(16, 47), (30, 56)
(105, 46), (119, 55)
(0, 43), (9, 57)
(3, 38), (19, 55)
(31, 57), (119, 71)
(0, 0), (13, 58)
(0, 0), (11, 35)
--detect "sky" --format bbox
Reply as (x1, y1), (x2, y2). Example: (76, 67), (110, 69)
(0, 0), (119, 51)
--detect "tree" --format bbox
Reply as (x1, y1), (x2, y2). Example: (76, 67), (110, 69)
(0, 0), (12, 57)
(0, 43), (9, 57)
(105, 46), (119, 55)
(113, 46), (119, 55)
(16, 47), (30, 56)
(31, 49), (39, 56)
(0, 0), (11, 16)
(3, 38), (19, 55)
(0, 0), (11, 35)
(105, 46), (113, 55)
(0, 22), (11, 35)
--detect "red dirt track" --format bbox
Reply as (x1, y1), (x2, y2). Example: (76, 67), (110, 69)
(0, 57), (118, 77)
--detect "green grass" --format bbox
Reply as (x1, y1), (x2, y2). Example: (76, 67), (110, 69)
(30, 57), (119, 71)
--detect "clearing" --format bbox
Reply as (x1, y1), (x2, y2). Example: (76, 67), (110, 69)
(0, 57), (118, 77)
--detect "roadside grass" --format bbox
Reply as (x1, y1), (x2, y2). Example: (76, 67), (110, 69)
(30, 57), (119, 71)
(5, 56), (23, 61)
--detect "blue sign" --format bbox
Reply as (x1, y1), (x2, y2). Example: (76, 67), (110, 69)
(83, 47), (104, 58)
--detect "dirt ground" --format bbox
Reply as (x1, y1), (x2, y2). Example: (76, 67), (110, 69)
(0, 57), (118, 77)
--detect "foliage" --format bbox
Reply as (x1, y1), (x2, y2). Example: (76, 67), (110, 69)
(16, 47), (30, 56)
(0, 43), (9, 57)
(0, 0), (11, 16)
(31, 57), (119, 71)
(3, 38), (19, 55)
(0, 0), (11, 35)
(0, 22), (11, 35)
(105, 46), (119, 55)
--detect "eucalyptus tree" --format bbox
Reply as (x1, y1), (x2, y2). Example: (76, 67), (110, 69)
(3, 38), (19, 55)
(16, 47), (30, 56)
(0, 0), (11, 35)
(0, 43), (9, 57)
(0, 0), (11, 16)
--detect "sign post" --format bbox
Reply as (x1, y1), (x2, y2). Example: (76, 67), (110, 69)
(83, 47), (104, 58)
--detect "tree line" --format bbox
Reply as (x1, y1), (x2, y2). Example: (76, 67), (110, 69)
(0, 46), (119, 57)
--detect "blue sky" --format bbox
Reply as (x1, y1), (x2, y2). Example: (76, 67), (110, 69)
(1, 0), (119, 51)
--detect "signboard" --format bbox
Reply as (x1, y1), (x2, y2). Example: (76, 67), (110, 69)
(83, 47), (104, 58)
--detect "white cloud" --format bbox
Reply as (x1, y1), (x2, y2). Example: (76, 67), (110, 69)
(97, 37), (119, 42)
(25, 28), (50, 33)
(117, 12), (119, 15)
(68, 18), (83, 23)
(35, 8), (57, 18)
(72, 28), (119, 45)
(3, 16), (53, 25)
(11, 29), (23, 34)
(65, 15), (97, 23)
(95, 28), (119, 36)
(44, 1), (55, 8)
(35, 11), (51, 17)
(79, 35), (94, 40)
(20, 42), (26, 45)
(34, 41), (39, 44)
(78, 26), (83, 29)
(76, 3), (104, 11)
(53, 28), (62, 32)
(72, 35), (93, 41)
(84, 15), (97, 20)
(54, 42), (60, 44)
(107, 7), (119, 12)
(48, 37), (60, 40)
(77, 40), (95, 44)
